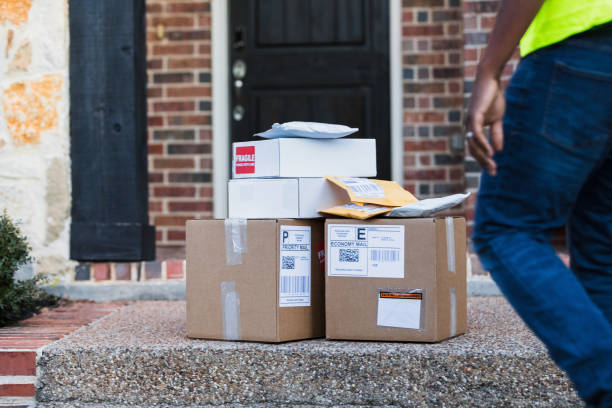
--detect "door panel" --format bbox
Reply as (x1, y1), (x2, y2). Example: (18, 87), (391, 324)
(231, 0), (389, 178)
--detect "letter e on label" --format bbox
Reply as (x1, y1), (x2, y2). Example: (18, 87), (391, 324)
(357, 228), (367, 240)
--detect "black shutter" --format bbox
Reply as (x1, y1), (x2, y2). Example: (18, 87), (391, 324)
(69, 0), (155, 261)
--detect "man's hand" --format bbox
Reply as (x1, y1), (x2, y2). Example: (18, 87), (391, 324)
(463, 0), (543, 176)
(465, 72), (506, 176)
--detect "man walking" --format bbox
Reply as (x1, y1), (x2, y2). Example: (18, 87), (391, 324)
(466, 0), (612, 406)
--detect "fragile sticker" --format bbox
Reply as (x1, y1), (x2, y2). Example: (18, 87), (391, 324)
(327, 224), (404, 278)
(234, 145), (256, 174)
(279, 225), (311, 307)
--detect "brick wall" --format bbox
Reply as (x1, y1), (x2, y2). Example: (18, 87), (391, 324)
(146, 0), (213, 255)
(401, 0), (465, 199)
(462, 0), (520, 234)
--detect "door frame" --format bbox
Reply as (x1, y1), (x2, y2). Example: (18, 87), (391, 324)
(212, 0), (402, 218)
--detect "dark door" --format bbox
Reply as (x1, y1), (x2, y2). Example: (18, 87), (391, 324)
(230, 0), (390, 179)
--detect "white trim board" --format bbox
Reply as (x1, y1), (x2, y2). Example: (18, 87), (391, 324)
(211, 1), (403, 218)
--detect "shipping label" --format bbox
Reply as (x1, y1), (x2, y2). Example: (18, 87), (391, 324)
(327, 224), (405, 278)
(279, 225), (311, 307)
(377, 290), (423, 329)
(338, 177), (385, 198)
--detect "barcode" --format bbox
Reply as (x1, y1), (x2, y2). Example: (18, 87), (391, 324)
(281, 256), (295, 270)
(371, 249), (400, 262)
(339, 248), (359, 262)
(280, 276), (309, 294)
(347, 184), (381, 193)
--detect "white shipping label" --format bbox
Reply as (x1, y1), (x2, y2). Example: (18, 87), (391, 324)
(328, 224), (405, 278)
(377, 291), (422, 329)
(339, 177), (385, 198)
(279, 225), (311, 307)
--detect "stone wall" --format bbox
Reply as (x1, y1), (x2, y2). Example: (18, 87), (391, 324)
(0, 0), (72, 278)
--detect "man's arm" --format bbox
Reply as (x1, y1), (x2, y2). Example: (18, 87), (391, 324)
(465, 0), (544, 176)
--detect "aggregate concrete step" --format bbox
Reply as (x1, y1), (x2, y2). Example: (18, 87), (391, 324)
(36, 299), (581, 407)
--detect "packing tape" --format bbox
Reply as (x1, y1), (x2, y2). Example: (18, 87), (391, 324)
(450, 287), (457, 338)
(445, 216), (456, 274)
(221, 281), (240, 340)
(225, 218), (247, 265)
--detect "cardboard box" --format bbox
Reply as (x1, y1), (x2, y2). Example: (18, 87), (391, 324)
(232, 138), (377, 179)
(228, 178), (347, 219)
(187, 219), (325, 342)
(325, 217), (467, 342)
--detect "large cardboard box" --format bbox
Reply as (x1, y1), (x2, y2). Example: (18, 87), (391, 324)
(228, 178), (347, 219)
(232, 138), (377, 178)
(187, 219), (325, 342)
(325, 217), (467, 342)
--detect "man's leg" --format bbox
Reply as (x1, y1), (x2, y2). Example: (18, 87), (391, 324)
(569, 154), (612, 325)
(472, 43), (612, 405)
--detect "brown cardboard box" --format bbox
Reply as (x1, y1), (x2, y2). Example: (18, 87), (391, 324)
(325, 217), (467, 342)
(186, 219), (325, 342)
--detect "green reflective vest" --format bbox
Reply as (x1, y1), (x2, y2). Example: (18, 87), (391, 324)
(520, 0), (612, 57)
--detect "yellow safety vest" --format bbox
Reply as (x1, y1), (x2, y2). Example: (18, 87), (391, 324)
(520, 0), (612, 57)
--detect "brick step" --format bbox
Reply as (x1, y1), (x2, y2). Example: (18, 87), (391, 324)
(36, 299), (580, 407)
(0, 302), (121, 405)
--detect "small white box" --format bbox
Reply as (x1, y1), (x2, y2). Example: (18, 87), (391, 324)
(228, 178), (348, 219)
(232, 138), (377, 179)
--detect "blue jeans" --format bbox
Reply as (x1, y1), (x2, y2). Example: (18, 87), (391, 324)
(473, 23), (612, 408)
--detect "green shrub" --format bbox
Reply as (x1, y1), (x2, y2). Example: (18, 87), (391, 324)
(0, 211), (57, 327)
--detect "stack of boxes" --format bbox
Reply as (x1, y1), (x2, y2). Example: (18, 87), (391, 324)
(187, 135), (466, 343)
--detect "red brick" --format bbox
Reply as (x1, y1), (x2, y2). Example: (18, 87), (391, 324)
(404, 140), (447, 151)
(199, 186), (213, 198)
(152, 44), (194, 56)
(146, 3), (162, 13)
(148, 143), (163, 155)
(200, 158), (212, 169)
(149, 172), (164, 183)
(403, 82), (446, 94)
(481, 15), (497, 29)
(167, 2), (210, 12)
(403, 25), (444, 36)
(149, 201), (163, 212)
(402, 11), (413, 22)
(166, 260), (184, 279)
(450, 168), (464, 180)
(0, 351), (36, 375)
(93, 263), (110, 281)
(166, 86), (211, 97)
(404, 54), (439, 70)
(463, 48), (478, 62)
(168, 58), (210, 69)
(148, 116), (164, 127)
(154, 215), (193, 227)
(168, 201), (212, 212)
(147, 87), (163, 98)
(198, 44), (211, 54)
(463, 15), (478, 30)
(168, 230), (187, 241)
(153, 72), (194, 83)
(153, 158), (194, 169)
(147, 59), (163, 69)
(167, 115), (210, 126)
(199, 129), (212, 140)
(153, 186), (196, 197)
(0, 383), (35, 397)
(418, 97), (430, 109)
(419, 155), (431, 165)
(153, 101), (195, 112)
(198, 14), (211, 27)
(404, 169), (446, 180)
(152, 16), (194, 27)
(167, 30), (210, 41)
(404, 155), (416, 166)
(448, 81), (461, 93)
(404, 111), (445, 123)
